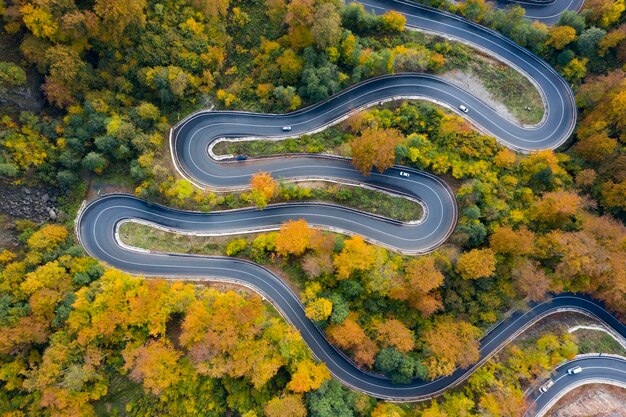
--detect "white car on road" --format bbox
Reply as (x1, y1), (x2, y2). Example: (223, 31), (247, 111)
(539, 379), (554, 393)
(567, 366), (582, 375)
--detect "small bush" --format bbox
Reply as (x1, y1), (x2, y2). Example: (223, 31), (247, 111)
(225, 238), (247, 256)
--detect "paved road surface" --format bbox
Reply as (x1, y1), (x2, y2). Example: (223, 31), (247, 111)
(527, 356), (626, 417)
(76, 195), (626, 401)
(490, 0), (586, 24)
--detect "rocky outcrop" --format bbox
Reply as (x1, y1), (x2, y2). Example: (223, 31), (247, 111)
(0, 183), (62, 223)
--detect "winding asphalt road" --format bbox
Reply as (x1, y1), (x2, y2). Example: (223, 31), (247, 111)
(76, 199), (626, 401)
(488, 0), (586, 25)
(526, 356), (626, 417)
(75, 0), (625, 409)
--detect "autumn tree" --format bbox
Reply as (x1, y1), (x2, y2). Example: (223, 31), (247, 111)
(311, 2), (341, 49)
(479, 382), (527, 417)
(42, 44), (87, 107)
(375, 319), (415, 353)
(0, 249), (16, 265)
(489, 226), (535, 256)
(380, 11), (406, 32)
(225, 238), (246, 256)
(333, 236), (376, 279)
(390, 256), (444, 316)
(350, 128), (403, 175)
(20, 4), (59, 40)
(577, 214), (626, 314)
(305, 297), (333, 321)
(511, 258), (550, 302)
(264, 394), (307, 417)
(584, 0), (625, 27)
(250, 172), (277, 208)
(601, 180), (626, 210)
(574, 132), (618, 163)
(286, 0), (315, 49)
(178, 289), (291, 388)
(1, 116), (49, 172)
(532, 191), (583, 229)
(302, 232), (335, 277)
(546, 25), (577, 49)
(599, 24), (626, 56)
(275, 219), (318, 257)
(190, 0), (230, 18)
(362, 246), (398, 296)
(277, 49), (304, 84)
(27, 224), (68, 252)
(0, 62), (26, 94)
(423, 318), (481, 378)
(371, 402), (406, 417)
(327, 317), (379, 367)
(456, 248), (496, 279)
(94, 0), (147, 42)
(458, 0), (491, 22)
(575, 169), (597, 189)
(421, 401), (447, 417)
(266, 0), (288, 23)
(122, 339), (183, 395)
(286, 359), (330, 393)
(562, 57), (588, 83)
(494, 149), (517, 168)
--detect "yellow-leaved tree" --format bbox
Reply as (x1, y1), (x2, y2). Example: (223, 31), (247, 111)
(249, 171), (277, 209)
(333, 236), (376, 279)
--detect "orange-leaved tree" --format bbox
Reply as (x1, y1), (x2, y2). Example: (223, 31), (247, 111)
(286, 359), (330, 393)
(390, 256), (444, 316)
(122, 339), (183, 395)
(489, 226), (535, 256)
(275, 219), (319, 257)
(350, 128), (403, 175)
(532, 191), (583, 229)
(511, 258), (550, 302)
(327, 317), (379, 367)
(423, 318), (481, 379)
(375, 319), (415, 353)
(250, 171), (277, 209)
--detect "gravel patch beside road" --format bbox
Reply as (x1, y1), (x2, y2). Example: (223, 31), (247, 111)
(545, 384), (626, 417)
(442, 70), (520, 124)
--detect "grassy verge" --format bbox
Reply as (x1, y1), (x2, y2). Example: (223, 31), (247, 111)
(308, 182), (423, 222)
(212, 126), (351, 157)
(467, 55), (544, 125)
(118, 222), (241, 256)
(572, 328), (626, 356)
(420, 29), (545, 125)
(163, 180), (423, 223)
(502, 311), (626, 357)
